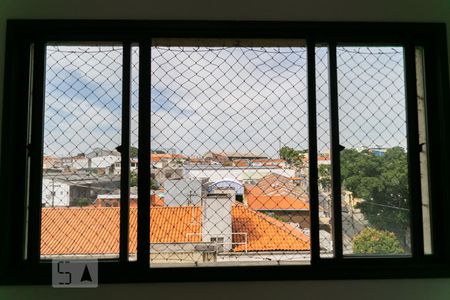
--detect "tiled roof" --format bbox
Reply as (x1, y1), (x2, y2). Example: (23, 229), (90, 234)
(247, 173), (309, 210)
(150, 206), (202, 243)
(245, 185), (309, 210)
(41, 207), (125, 256)
(252, 159), (286, 164)
(41, 205), (309, 256)
(151, 153), (187, 162)
(232, 205), (309, 251)
(233, 159), (250, 167)
(150, 194), (165, 207)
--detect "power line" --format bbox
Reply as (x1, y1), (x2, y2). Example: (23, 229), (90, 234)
(357, 199), (409, 211)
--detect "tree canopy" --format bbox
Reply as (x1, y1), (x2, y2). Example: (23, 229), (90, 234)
(130, 146), (138, 158)
(353, 227), (404, 255)
(340, 147), (409, 244)
(279, 146), (306, 168)
(130, 172), (159, 190)
(318, 164), (331, 191)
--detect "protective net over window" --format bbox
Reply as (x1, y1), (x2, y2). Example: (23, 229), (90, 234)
(336, 47), (410, 256)
(150, 41), (311, 266)
(40, 45), (123, 259)
(39, 42), (412, 264)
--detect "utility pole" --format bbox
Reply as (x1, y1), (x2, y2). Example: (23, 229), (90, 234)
(278, 136), (282, 159)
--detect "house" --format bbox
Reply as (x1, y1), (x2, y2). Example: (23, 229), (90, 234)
(184, 164), (296, 184)
(42, 155), (63, 170)
(251, 159), (287, 168)
(244, 173), (310, 228)
(42, 177), (71, 207)
(162, 178), (204, 206)
(203, 151), (268, 164)
(109, 158), (138, 175)
(61, 154), (90, 170)
(94, 193), (165, 207)
(317, 154), (331, 165)
(42, 172), (121, 205)
(40, 194), (310, 263)
(90, 154), (121, 169)
(151, 153), (188, 169)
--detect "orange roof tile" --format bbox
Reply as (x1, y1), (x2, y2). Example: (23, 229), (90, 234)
(232, 205), (309, 251)
(41, 207), (125, 256)
(151, 153), (188, 162)
(245, 185), (309, 210)
(41, 205), (309, 256)
(150, 206), (202, 244)
(150, 194), (165, 207)
(233, 159), (250, 167)
(244, 173), (309, 210)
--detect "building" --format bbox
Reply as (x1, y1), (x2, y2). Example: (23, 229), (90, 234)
(184, 165), (296, 184)
(244, 184), (310, 228)
(251, 159), (287, 168)
(42, 177), (71, 207)
(368, 147), (388, 157)
(42, 156), (63, 170)
(42, 172), (121, 205)
(203, 151), (268, 164)
(109, 159), (138, 175)
(94, 193), (165, 207)
(207, 179), (244, 197)
(162, 178), (204, 206)
(151, 153), (188, 169)
(90, 155), (121, 169)
(61, 154), (90, 170)
(243, 173), (332, 231)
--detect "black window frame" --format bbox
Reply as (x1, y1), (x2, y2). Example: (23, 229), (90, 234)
(1, 20), (450, 284)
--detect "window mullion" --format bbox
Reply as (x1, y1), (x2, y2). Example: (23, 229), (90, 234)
(328, 42), (343, 259)
(307, 39), (320, 263)
(137, 41), (151, 267)
(119, 42), (132, 262)
(27, 40), (46, 263)
(404, 43), (424, 259)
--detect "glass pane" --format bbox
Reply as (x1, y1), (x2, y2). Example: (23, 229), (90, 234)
(40, 45), (123, 259)
(150, 40), (310, 267)
(416, 47), (432, 255)
(337, 47), (411, 256)
(128, 46), (139, 260)
(316, 46), (333, 257)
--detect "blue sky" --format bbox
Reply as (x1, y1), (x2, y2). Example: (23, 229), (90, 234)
(43, 45), (407, 158)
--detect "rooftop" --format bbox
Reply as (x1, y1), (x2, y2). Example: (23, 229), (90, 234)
(244, 173), (309, 211)
(40, 205), (309, 256)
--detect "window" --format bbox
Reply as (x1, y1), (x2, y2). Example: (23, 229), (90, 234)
(1, 21), (449, 283)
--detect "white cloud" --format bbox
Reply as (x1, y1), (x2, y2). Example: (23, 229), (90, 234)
(43, 45), (408, 158)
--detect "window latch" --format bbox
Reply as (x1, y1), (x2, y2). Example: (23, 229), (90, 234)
(115, 145), (123, 154)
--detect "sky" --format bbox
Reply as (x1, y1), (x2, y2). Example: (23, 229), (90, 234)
(43, 44), (407, 158)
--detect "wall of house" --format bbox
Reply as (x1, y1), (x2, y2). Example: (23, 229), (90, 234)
(0, 0), (449, 299)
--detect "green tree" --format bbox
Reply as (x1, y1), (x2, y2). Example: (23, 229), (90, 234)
(130, 172), (159, 190)
(340, 147), (409, 245)
(130, 146), (138, 158)
(152, 149), (166, 154)
(353, 227), (404, 255)
(279, 146), (306, 168)
(318, 164), (331, 191)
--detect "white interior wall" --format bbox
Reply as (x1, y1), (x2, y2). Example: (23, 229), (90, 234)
(0, 0), (449, 299)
